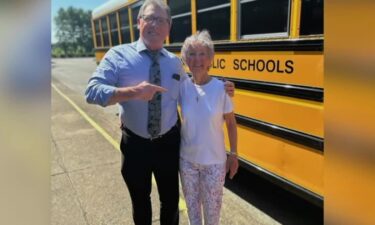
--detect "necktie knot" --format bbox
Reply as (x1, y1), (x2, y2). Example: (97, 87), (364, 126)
(148, 50), (159, 62)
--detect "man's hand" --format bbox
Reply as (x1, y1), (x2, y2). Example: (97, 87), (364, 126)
(224, 80), (235, 97)
(109, 81), (167, 105)
(134, 81), (167, 101)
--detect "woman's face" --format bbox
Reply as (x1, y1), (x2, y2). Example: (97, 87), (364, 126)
(185, 43), (212, 76)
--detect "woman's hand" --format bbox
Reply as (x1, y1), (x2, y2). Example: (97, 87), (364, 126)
(224, 80), (235, 97)
(226, 154), (239, 179)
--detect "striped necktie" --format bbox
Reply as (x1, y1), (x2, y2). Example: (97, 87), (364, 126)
(147, 51), (161, 138)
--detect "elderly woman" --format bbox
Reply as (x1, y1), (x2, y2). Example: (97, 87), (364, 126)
(178, 30), (239, 225)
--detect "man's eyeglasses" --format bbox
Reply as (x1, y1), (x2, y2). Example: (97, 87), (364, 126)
(141, 15), (169, 25)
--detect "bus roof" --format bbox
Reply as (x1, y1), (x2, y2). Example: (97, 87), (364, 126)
(92, 0), (133, 19)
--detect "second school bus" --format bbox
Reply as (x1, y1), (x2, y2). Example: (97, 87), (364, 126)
(91, 0), (324, 206)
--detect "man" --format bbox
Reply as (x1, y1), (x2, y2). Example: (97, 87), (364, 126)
(85, 0), (234, 224)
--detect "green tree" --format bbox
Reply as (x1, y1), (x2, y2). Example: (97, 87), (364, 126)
(75, 46), (86, 57)
(51, 46), (65, 58)
(54, 7), (93, 57)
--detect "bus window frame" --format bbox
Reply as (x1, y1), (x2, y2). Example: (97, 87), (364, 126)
(130, 1), (143, 42)
(101, 16), (110, 47)
(109, 13), (118, 33)
(196, 2), (231, 41)
(106, 15), (113, 47)
(109, 13), (120, 46)
(238, 0), (291, 40)
(116, 11), (122, 44)
(299, 0), (324, 36)
(171, 12), (191, 20)
(119, 7), (131, 44)
(170, 12), (192, 44)
(94, 19), (102, 48)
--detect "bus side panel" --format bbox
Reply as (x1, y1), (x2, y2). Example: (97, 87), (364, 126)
(217, 51), (324, 197)
(95, 50), (107, 64)
(224, 125), (324, 196)
(211, 52), (323, 88)
(234, 91), (323, 137)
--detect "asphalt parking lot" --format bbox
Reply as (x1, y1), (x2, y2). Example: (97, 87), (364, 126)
(51, 58), (323, 225)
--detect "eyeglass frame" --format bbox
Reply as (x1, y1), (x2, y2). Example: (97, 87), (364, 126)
(141, 15), (170, 25)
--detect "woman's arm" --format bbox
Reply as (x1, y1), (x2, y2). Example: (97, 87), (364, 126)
(224, 112), (239, 179)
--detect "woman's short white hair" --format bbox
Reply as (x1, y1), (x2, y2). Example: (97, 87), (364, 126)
(181, 30), (215, 63)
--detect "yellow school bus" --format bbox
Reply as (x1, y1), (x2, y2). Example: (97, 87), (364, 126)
(92, 0), (324, 206)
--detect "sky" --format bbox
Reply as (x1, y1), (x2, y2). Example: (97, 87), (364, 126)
(51, 0), (109, 43)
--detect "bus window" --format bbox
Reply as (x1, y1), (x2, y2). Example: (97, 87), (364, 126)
(109, 13), (119, 46)
(300, 0), (323, 35)
(119, 8), (131, 43)
(131, 4), (141, 41)
(101, 17), (110, 46)
(197, 0), (229, 9)
(94, 20), (102, 47)
(169, 0), (191, 43)
(240, 0), (290, 39)
(197, 0), (230, 40)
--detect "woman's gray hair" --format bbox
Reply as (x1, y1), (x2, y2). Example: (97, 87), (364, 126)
(181, 30), (215, 63)
(137, 0), (171, 23)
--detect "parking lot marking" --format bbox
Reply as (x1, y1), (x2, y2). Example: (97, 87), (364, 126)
(52, 83), (187, 212)
(52, 83), (120, 151)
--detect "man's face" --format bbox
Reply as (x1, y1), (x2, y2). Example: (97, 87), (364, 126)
(138, 4), (170, 51)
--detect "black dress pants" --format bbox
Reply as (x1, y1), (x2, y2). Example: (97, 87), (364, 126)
(120, 125), (180, 225)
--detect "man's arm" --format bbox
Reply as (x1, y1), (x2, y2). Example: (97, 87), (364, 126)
(86, 78), (167, 106)
(107, 81), (167, 105)
(85, 49), (121, 107)
(85, 49), (166, 106)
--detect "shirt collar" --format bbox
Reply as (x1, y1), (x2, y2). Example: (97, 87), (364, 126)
(136, 38), (167, 57)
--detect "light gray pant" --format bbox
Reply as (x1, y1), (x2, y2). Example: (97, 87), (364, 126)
(180, 158), (226, 225)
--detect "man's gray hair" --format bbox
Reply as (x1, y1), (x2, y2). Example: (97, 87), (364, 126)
(138, 0), (171, 22)
(181, 30), (215, 63)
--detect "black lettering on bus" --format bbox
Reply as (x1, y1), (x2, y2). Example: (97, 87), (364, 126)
(213, 59), (219, 69)
(257, 60), (265, 71)
(213, 58), (226, 69)
(240, 59), (247, 70)
(247, 59), (255, 71)
(266, 60), (276, 72)
(213, 58), (219, 69)
(276, 60), (284, 73)
(219, 59), (226, 69)
(285, 60), (294, 74)
(233, 59), (239, 70)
